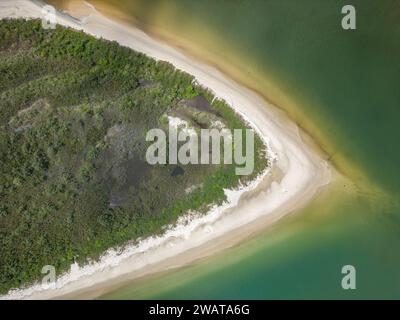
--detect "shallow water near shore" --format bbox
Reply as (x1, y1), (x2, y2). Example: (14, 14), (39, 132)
(101, 179), (400, 299)
(47, 0), (400, 298)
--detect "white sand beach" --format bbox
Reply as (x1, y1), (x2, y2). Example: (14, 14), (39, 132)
(0, 0), (331, 299)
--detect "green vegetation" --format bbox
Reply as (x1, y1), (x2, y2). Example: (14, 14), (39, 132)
(0, 19), (267, 294)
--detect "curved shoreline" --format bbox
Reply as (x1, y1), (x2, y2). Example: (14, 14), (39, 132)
(0, 0), (331, 299)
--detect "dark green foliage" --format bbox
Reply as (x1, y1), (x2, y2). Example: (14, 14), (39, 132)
(0, 19), (267, 294)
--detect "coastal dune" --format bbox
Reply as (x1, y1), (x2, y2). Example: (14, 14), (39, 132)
(0, 0), (331, 299)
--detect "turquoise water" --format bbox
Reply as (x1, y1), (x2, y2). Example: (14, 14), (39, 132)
(48, 0), (400, 299)
(102, 183), (400, 299)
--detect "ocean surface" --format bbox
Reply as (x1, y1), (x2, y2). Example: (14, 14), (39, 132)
(48, 0), (400, 299)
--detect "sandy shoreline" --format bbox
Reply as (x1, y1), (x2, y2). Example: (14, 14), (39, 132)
(0, 0), (331, 299)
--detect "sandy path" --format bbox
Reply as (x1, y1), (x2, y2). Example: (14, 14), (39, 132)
(0, 0), (331, 299)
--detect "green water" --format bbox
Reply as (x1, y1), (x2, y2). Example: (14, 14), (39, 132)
(101, 182), (400, 299)
(49, 0), (400, 298)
